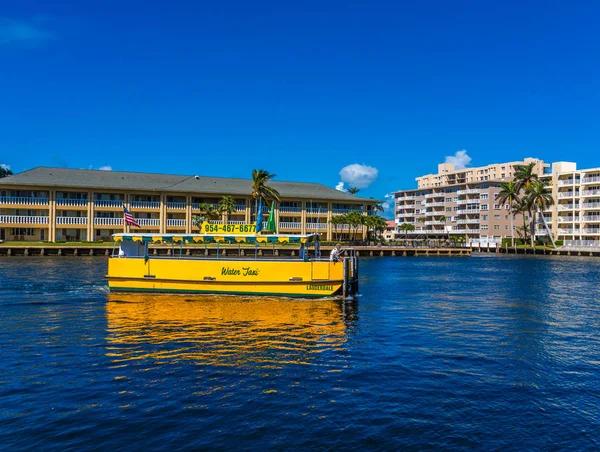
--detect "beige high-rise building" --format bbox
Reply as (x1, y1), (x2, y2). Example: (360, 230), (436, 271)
(546, 162), (600, 247)
(394, 158), (549, 243)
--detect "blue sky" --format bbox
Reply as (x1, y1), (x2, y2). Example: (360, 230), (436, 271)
(1, 0), (599, 213)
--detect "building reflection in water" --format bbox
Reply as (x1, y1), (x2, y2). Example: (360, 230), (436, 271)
(105, 294), (358, 368)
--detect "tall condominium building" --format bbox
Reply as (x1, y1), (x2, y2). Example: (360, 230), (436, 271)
(547, 162), (600, 246)
(394, 158), (549, 242)
(0, 167), (377, 242)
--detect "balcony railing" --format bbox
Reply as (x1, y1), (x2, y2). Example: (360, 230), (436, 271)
(457, 219), (480, 224)
(558, 216), (575, 223)
(56, 216), (87, 225)
(398, 196), (415, 201)
(94, 200), (124, 208)
(136, 218), (160, 226)
(332, 208), (361, 215)
(425, 220), (445, 225)
(425, 202), (444, 207)
(558, 192), (576, 198)
(56, 198), (88, 207)
(558, 204), (576, 210)
(535, 229), (549, 236)
(279, 206), (301, 214)
(558, 179), (576, 186)
(279, 222), (302, 229)
(582, 216), (600, 223)
(581, 189), (600, 197)
(0, 196), (49, 205)
(306, 208), (327, 214)
(558, 228), (577, 234)
(457, 208), (480, 214)
(582, 176), (600, 184)
(582, 228), (600, 234)
(166, 219), (186, 227)
(130, 201), (160, 209)
(424, 193), (443, 198)
(564, 240), (600, 247)
(0, 215), (49, 224)
(306, 223), (328, 230)
(457, 189), (481, 195)
(94, 217), (124, 226)
(582, 203), (600, 210)
(228, 220), (245, 225)
(209, 220), (223, 225)
(235, 204), (246, 212)
(166, 202), (186, 210)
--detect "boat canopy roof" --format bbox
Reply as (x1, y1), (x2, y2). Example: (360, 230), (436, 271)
(112, 233), (320, 244)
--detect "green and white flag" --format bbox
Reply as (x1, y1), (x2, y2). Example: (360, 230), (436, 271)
(266, 201), (277, 233)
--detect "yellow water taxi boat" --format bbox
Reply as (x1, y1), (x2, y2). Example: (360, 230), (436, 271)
(106, 232), (358, 298)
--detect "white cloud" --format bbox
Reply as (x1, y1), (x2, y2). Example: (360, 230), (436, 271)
(1, 163), (10, 170)
(0, 18), (55, 45)
(444, 150), (471, 170)
(339, 164), (379, 189)
(99, 165), (112, 171)
(335, 181), (345, 191)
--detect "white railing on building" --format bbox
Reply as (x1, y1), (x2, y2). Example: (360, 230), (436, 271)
(56, 216), (87, 225)
(425, 220), (444, 225)
(582, 216), (600, 222)
(457, 189), (481, 195)
(306, 223), (328, 230)
(166, 202), (186, 210)
(582, 203), (600, 210)
(558, 217), (575, 223)
(56, 198), (88, 207)
(558, 179), (576, 186)
(558, 228), (576, 234)
(279, 222), (302, 229)
(582, 176), (600, 184)
(457, 219), (480, 224)
(166, 219), (186, 227)
(95, 200), (124, 208)
(558, 204), (576, 210)
(332, 208), (361, 215)
(399, 196), (415, 201)
(209, 220), (223, 225)
(94, 217), (124, 226)
(558, 192), (575, 198)
(581, 189), (600, 197)
(279, 206), (302, 214)
(425, 202), (444, 207)
(564, 240), (600, 247)
(0, 196), (49, 205)
(235, 204), (246, 212)
(228, 220), (245, 225)
(457, 208), (481, 214)
(582, 228), (600, 234)
(306, 208), (326, 214)
(0, 215), (49, 224)
(424, 193), (443, 198)
(130, 201), (160, 209)
(136, 218), (160, 226)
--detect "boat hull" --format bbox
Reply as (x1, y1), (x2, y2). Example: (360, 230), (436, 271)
(107, 257), (346, 298)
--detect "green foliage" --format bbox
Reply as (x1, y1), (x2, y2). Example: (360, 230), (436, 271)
(0, 166), (13, 178)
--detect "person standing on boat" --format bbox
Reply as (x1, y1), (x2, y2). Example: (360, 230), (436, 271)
(330, 244), (344, 262)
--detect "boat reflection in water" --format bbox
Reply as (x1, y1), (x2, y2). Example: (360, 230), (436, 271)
(105, 294), (358, 368)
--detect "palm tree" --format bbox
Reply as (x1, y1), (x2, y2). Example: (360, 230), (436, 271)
(417, 216), (427, 244)
(514, 162), (539, 193)
(329, 216), (342, 241)
(192, 203), (220, 231)
(439, 215), (447, 244)
(251, 169), (281, 222)
(497, 181), (520, 246)
(347, 187), (360, 195)
(511, 198), (530, 245)
(398, 222), (415, 244)
(526, 179), (556, 248)
(0, 166), (13, 178)
(346, 210), (363, 241)
(218, 195), (236, 224)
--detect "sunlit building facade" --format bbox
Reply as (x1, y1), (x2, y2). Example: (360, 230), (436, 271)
(0, 167), (377, 242)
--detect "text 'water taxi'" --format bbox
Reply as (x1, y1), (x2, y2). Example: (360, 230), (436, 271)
(106, 232), (358, 298)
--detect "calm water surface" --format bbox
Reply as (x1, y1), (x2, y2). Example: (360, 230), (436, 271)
(1, 255), (599, 450)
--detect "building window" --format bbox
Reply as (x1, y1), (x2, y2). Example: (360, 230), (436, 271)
(494, 214), (500, 219)
(481, 204), (489, 210)
(494, 193), (499, 199)
(446, 198), (452, 202)
(494, 225), (500, 230)
(481, 215), (488, 220)
(480, 194), (489, 200)
(494, 204), (500, 210)
(446, 207), (451, 212)
(482, 224), (488, 230)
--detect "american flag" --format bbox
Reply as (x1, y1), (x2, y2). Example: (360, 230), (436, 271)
(123, 205), (141, 228)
